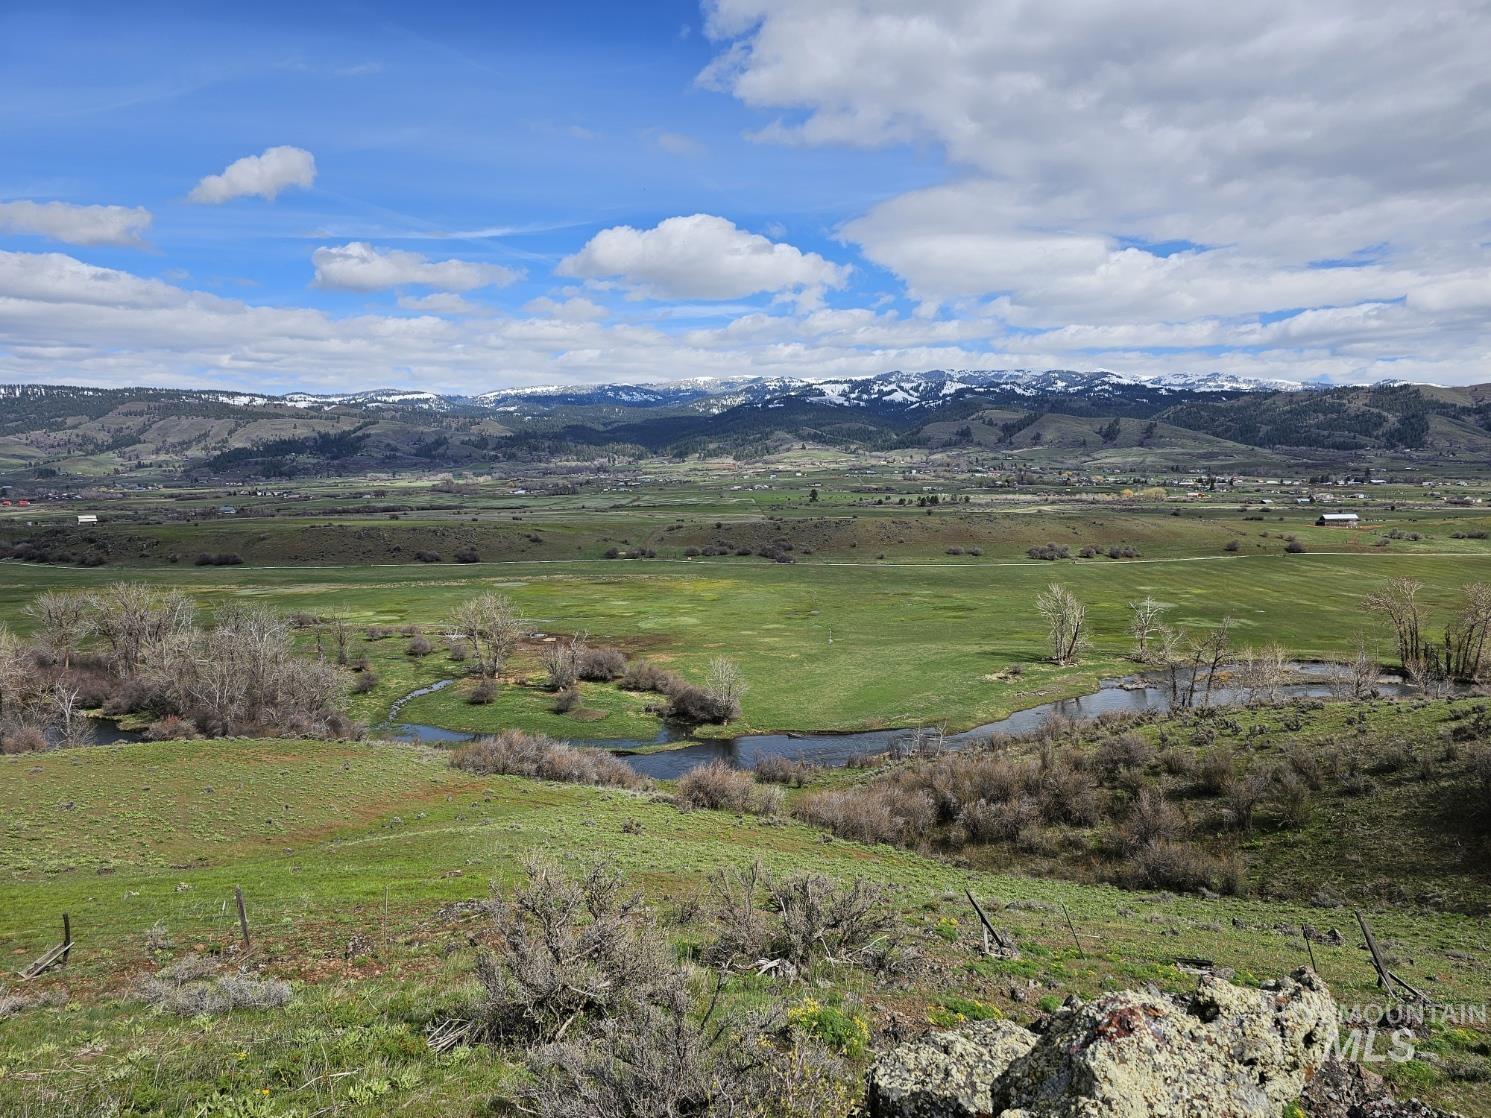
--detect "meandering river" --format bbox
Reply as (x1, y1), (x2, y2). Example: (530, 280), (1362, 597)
(379, 664), (1431, 779)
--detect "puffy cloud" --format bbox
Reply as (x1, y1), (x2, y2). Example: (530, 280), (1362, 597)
(312, 242), (520, 291)
(188, 145), (317, 203)
(557, 214), (849, 299)
(0, 200), (152, 247)
(703, 0), (1491, 373)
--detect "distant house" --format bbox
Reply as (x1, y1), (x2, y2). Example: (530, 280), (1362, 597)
(1316, 512), (1359, 526)
(76, 514), (98, 525)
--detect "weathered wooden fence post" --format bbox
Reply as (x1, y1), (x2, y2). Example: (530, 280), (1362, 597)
(234, 885), (251, 947)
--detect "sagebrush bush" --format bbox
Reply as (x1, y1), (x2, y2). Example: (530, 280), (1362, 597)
(578, 647), (627, 681)
(138, 957), (291, 1016)
(499, 865), (858, 1118)
(753, 754), (817, 786)
(1117, 787), (1185, 852)
(676, 761), (782, 814)
(471, 860), (674, 1044)
(795, 784), (937, 845)
(451, 730), (649, 790)
(1119, 840), (1244, 895)
(619, 660), (681, 694)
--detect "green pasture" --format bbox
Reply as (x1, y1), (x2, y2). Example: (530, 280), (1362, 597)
(2, 737), (1489, 1116)
(4, 546), (1491, 735)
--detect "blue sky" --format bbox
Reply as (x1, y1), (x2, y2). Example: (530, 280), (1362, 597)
(1, 1), (1487, 392)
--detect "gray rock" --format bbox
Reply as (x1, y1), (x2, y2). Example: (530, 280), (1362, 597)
(990, 968), (1337, 1118)
(868, 1018), (1038, 1118)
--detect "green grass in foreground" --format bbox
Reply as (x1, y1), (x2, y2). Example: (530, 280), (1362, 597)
(2, 736), (1489, 1116)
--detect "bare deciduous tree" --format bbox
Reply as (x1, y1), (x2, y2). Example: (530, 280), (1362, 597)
(1448, 582), (1491, 683)
(1326, 636), (1380, 700)
(1233, 643), (1289, 706)
(0, 625), (29, 724)
(140, 605), (344, 735)
(88, 583), (195, 675)
(25, 591), (91, 670)
(1152, 618), (1236, 707)
(1364, 578), (1426, 678)
(326, 614), (351, 666)
(449, 593), (524, 679)
(705, 657), (748, 718)
(1036, 584), (1087, 665)
(1126, 596), (1169, 663)
(47, 683), (91, 747)
(541, 632), (586, 691)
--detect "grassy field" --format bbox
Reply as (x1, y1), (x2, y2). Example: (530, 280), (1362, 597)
(4, 544), (1491, 736)
(3, 735), (1489, 1116)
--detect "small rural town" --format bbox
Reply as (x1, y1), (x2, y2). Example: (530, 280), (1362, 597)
(2, 3), (1489, 1117)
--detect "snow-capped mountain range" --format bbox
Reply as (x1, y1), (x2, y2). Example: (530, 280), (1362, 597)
(0, 369), (1306, 417)
(469, 369), (1305, 414)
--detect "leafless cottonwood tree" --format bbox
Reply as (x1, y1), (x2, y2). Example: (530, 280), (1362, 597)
(0, 626), (28, 724)
(1126, 596), (1169, 662)
(88, 583), (195, 675)
(1364, 578), (1426, 679)
(47, 683), (90, 746)
(541, 632), (586, 691)
(1036, 583), (1087, 665)
(705, 657), (748, 715)
(139, 605), (343, 734)
(1327, 636), (1380, 700)
(1153, 618), (1237, 707)
(1364, 577), (1491, 687)
(326, 614), (351, 666)
(25, 591), (91, 670)
(449, 593), (524, 679)
(1447, 582), (1491, 683)
(1233, 642), (1289, 706)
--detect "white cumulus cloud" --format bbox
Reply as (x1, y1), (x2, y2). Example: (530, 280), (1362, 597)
(557, 214), (848, 300)
(703, 0), (1491, 372)
(0, 200), (152, 247)
(312, 242), (521, 292)
(188, 145), (317, 203)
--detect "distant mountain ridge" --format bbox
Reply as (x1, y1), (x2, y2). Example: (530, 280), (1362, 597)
(1, 368), (1302, 416)
(4, 373), (1486, 480)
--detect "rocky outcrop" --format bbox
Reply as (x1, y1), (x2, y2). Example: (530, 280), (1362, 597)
(869, 968), (1338, 1118)
(867, 1018), (1037, 1118)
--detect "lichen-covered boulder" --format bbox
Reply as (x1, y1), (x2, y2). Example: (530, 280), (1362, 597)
(868, 1017), (1038, 1117)
(991, 968), (1337, 1118)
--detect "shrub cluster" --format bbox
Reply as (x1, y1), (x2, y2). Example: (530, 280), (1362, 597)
(675, 760), (783, 815)
(468, 861), (860, 1118)
(1027, 543), (1070, 560)
(450, 729), (649, 790)
(619, 659), (740, 723)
